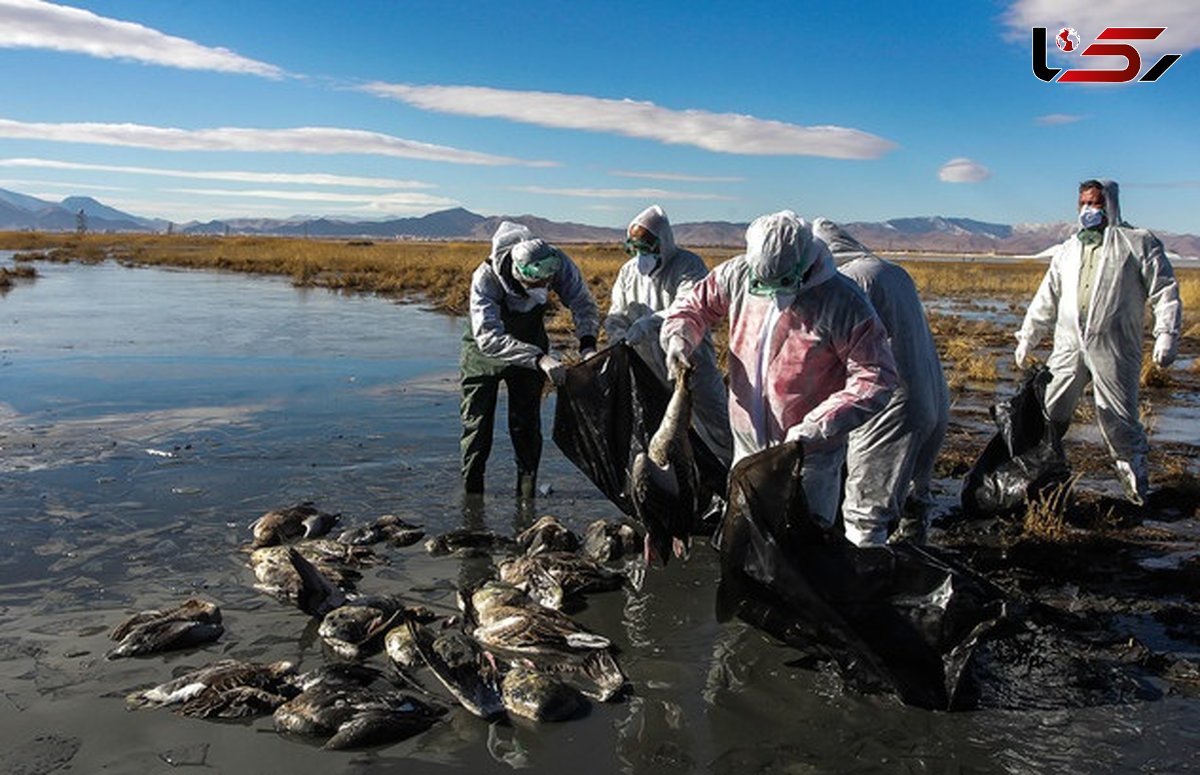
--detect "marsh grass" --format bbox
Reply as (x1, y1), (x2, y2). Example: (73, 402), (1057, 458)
(1022, 475), (1078, 541)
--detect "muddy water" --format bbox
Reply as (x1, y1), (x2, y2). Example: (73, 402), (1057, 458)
(1, 257), (1198, 774)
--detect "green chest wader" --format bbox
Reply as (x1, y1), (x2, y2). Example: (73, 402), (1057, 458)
(459, 301), (550, 496)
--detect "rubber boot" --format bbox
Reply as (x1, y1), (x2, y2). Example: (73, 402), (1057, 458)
(516, 472), (537, 500)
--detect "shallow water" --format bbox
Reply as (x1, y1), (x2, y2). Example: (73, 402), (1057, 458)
(2, 256), (1199, 773)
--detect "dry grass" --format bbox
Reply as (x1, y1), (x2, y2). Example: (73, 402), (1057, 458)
(1022, 476), (1078, 541)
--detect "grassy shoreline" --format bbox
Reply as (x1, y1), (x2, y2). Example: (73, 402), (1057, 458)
(2, 230), (1196, 348)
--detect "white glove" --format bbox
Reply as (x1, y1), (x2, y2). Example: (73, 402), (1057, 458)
(785, 421), (820, 444)
(581, 347), (598, 361)
(538, 354), (567, 386)
(664, 336), (693, 381)
(1014, 339), (1031, 369)
(1152, 333), (1177, 368)
(624, 314), (659, 345)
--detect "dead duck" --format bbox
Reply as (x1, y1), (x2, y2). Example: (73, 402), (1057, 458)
(468, 581), (611, 655)
(514, 515), (579, 556)
(581, 519), (644, 563)
(248, 542), (369, 604)
(337, 514), (425, 548)
(318, 598), (436, 661)
(501, 664), (585, 722)
(498, 552), (625, 610)
(273, 683), (443, 750)
(424, 528), (516, 558)
(407, 620), (504, 719)
(107, 598), (223, 660)
(250, 502), (340, 548)
(630, 365), (700, 566)
(127, 659), (297, 718)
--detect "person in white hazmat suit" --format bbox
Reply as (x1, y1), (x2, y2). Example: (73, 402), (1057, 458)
(661, 210), (898, 527)
(1014, 179), (1181, 505)
(603, 204), (733, 468)
(812, 218), (950, 545)
(460, 222), (600, 498)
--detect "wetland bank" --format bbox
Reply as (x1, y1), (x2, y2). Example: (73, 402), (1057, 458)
(1, 238), (1199, 773)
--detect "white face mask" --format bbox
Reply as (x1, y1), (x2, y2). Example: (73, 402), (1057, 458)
(773, 292), (796, 311)
(524, 287), (549, 306)
(1079, 205), (1105, 230)
(636, 252), (661, 276)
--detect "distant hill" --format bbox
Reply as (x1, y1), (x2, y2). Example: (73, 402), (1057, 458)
(0, 186), (1196, 259)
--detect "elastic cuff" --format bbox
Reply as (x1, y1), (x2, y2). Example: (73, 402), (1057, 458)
(578, 335), (597, 352)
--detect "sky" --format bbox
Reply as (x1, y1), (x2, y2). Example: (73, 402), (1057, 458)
(0, 0), (1197, 233)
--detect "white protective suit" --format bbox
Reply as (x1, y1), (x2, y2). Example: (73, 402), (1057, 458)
(662, 212), (898, 526)
(814, 218), (950, 545)
(1015, 180), (1181, 504)
(604, 205), (733, 467)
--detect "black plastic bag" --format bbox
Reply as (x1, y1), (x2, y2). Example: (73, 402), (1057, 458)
(715, 442), (1009, 710)
(552, 343), (727, 516)
(961, 365), (1071, 517)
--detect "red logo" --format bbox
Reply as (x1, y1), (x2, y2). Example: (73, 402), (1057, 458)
(1033, 26), (1181, 82)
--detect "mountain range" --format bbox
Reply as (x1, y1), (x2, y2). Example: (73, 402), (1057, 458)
(2, 187), (1197, 259)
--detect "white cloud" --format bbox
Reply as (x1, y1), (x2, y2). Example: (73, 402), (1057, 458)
(1004, 0), (1200, 57)
(0, 118), (552, 166)
(1034, 113), (1085, 125)
(510, 185), (734, 201)
(938, 158), (992, 183)
(361, 83), (897, 160)
(0, 157), (435, 188)
(610, 169), (746, 183)
(0, 0), (285, 77)
(0, 178), (127, 193)
(165, 187), (458, 211)
(164, 187), (453, 213)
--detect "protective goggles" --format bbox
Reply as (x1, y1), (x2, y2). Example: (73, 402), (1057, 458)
(514, 249), (562, 281)
(622, 236), (660, 257)
(748, 261), (806, 297)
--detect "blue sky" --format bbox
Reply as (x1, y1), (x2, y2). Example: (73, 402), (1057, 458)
(0, 0), (1196, 233)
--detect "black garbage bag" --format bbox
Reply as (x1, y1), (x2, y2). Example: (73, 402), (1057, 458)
(961, 365), (1071, 517)
(552, 342), (727, 516)
(715, 442), (1009, 710)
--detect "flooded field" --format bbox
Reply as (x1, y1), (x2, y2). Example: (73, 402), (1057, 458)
(2, 255), (1199, 773)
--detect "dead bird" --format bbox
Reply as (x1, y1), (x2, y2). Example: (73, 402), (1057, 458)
(273, 683), (442, 750)
(316, 595), (435, 661)
(248, 542), (370, 604)
(514, 515), (579, 556)
(581, 519), (644, 563)
(107, 598), (223, 660)
(498, 552), (625, 610)
(424, 528), (517, 558)
(251, 502), (340, 548)
(337, 514), (425, 548)
(127, 659), (297, 718)
(501, 664), (585, 722)
(408, 620), (504, 719)
(630, 365), (700, 566)
(467, 581), (611, 655)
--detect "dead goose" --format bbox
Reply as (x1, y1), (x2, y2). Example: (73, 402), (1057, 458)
(630, 364), (700, 566)
(107, 598), (223, 660)
(250, 502), (340, 548)
(500, 665), (585, 722)
(127, 659), (297, 718)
